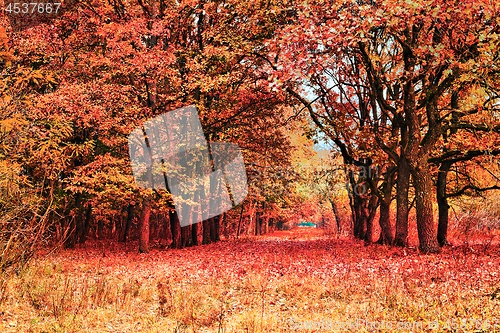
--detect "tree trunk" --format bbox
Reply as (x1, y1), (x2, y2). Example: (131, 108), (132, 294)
(276, 218), (283, 231)
(347, 167), (360, 238)
(209, 217), (217, 242)
(215, 214), (222, 241)
(395, 156), (410, 247)
(259, 214), (265, 235)
(437, 93), (459, 247)
(181, 224), (192, 247)
(354, 195), (368, 240)
(191, 188), (201, 245)
(121, 204), (134, 242)
(160, 213), (172, 248)
(236, 204), (245, 238)
(404, 79), (440, 252)
(345, 171), (357, 236)
(113, 216), (121, 240)
(79, 204), (92, 244)
(203, 218), (211, 244)
(395, 45), (415, 248)
(437, 162), (452, 246)
(138, 196), (151, 253)
(255, 211), (261, 236)
(377, 167), (396, 245)
(71, 193), (84, 247)
(329, 198), (342, 234)
(97, 218), (104, 240)
(63, 193), (81, 248)
(365, 193), (379, 243)
(401, 44), (440, 253)
(64, 193), (82, 248)
(378, 200), (392, 245)
(269, 218), (275, 233)
(348, 165), (369, 240)
(192, 220), (200, 246)
(412, 164), (439, 253)
(170, 208), (182, 249)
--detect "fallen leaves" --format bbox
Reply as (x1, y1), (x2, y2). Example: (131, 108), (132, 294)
(2, 227), (500, 332)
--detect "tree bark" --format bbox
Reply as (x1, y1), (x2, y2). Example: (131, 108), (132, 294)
(121, 204), (134, 242)
(365, 193), (379, 242)
(437, 161), (452, 246)
(79, 204), (92, 244)
(181, 224), (192, 247)
(160, 213), (172, 248)
(405, 87), (440, 252)
(72, 192), (84, 247)
(255, 211), (261, 236)
(203, 218), (211, 244)
(170, 208), (182, 249)
(215, 214), (222, 241)
(236, 204), (244, 238)
(138, 196), (151, 253)
(412, 163), (440, 253)
(276, 217), (283, 230)
(113, 215), (121, 240)
(354, 195), (368, 240)
(348, 166), (370, 240)
(377, 167), (396, 245)
(329, 198), (342, 234)
(191, 188), (201, 246)
(259, 214), (265, 235)
(209, 217), (217, 242)
(378, 199), (392, 245)
(401, 37), (440, 253)
(192, 220), (200, 246)
(97, 218), (104, 240)
(395, 154), (410, 247)
(65, 192), (83, 248)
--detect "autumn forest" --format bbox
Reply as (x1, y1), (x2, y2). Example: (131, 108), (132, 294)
(1, 0), (500, 331)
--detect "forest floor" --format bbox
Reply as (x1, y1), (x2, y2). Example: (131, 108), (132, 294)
(1, 227), (500, 332)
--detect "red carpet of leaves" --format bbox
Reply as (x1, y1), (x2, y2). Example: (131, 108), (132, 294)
(8, 227), (500, 332)
(36, 228), (500, 305)
(40, 228), (500, 317)
(50, 227), (500, 285)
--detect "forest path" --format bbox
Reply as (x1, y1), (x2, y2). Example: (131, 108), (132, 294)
(37, 227), (499, 287)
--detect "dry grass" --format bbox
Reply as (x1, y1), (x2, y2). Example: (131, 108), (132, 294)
(1, 227), (500, 332)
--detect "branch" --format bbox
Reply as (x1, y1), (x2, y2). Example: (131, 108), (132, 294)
(447, 185), (500, 198)
(448, 123), (500, 132)
(357, 42), (397, 115)
(429, 149), (500, 165)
